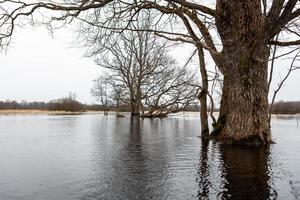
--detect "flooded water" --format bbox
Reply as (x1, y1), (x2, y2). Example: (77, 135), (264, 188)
(0, 114), (299, 200)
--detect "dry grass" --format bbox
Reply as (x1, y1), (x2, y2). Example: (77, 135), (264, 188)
(0, 109), (85, 115)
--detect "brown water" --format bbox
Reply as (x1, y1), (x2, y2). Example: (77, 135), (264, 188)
(0, 114), (299, 200)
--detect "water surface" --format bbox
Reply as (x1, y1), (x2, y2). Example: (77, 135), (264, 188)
(0, 114), (299, 200)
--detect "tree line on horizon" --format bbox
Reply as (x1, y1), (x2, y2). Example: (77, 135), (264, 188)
(1, 98), (300, 115)
(0, 98), (201, 113)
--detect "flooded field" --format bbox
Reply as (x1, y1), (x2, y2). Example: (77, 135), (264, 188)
(0, 114), (299, 200)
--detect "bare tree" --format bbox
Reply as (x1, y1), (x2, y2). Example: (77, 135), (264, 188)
(2, 0), (300, 144)
(92, 16), (165, 116)
(91, 74), (110, 115)
(141, 66), (200, 118)
(90, 14), (200, 117)
(269, 51), (300, 121)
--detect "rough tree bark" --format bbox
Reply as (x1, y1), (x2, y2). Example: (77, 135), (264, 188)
(215, 1), (272, 144)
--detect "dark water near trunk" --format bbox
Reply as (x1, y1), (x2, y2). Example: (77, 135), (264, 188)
(0, 114), (299, 200)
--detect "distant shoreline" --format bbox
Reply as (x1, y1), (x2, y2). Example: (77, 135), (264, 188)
(0, 109), (102, 116)
(0, 110), (299, 118)
(0, 110), (201, 116)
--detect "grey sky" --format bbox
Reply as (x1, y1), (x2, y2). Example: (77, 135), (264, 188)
(0, 25), (300, 104)
(0, 26), (100, 103)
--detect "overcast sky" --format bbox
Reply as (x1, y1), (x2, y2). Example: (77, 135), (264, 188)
(0, 25), (300, 104)
(0, 26), (101, 104)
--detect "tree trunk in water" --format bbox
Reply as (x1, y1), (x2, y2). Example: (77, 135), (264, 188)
(197, 46), (209, 139)
(215, 1), (272, 144)
(130, 90), (141, 116)
(219, 46), (271, 144)
(131, 100), (140, 116)
(210, 74), (229, 138)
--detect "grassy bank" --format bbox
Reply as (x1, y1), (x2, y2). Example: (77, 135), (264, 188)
(0, 109), (89, 115)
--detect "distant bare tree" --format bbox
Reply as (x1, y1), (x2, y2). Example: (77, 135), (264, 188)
(89, 13), (199, 117)
(91, 74), (110, 115)
(91, 74), (127, 116)
(269, 51), (300, 120)
(141, 66), (200, 118)
(49, 92), (82, 111)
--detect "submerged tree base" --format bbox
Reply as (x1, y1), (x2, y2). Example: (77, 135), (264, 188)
(140, 113), (168, 118)
(206, 118), (273, 145)
(207, 126), (274, 145)
(209, 115), (227, 139)
(204, 133), (274, 146)
(219, 134), (273, 146)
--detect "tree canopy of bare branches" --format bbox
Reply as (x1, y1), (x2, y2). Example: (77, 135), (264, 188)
(90, 13), (200, 117)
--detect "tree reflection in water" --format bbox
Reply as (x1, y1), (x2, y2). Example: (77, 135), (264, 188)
(197, 140), (277, 200)
(197, 139), (211, 198)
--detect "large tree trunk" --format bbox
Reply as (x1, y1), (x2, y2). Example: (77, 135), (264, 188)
(219, 45), (271, 144)
(215, 0), (272, 144)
